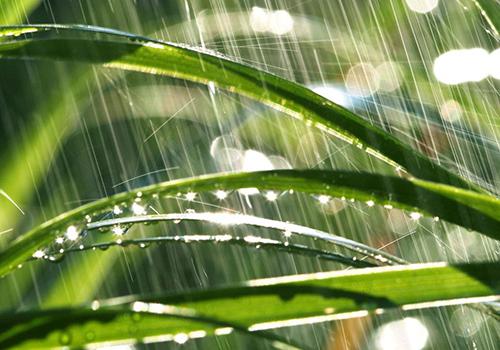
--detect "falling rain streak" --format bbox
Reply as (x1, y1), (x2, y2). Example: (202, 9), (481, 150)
(0, 0), (498, 349)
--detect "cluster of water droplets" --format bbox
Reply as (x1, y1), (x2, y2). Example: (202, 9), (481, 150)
(25, 185), (435, 271)
(50, 299), (234, 348)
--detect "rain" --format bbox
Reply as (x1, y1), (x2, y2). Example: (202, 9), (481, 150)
(0, 0), (498, 349)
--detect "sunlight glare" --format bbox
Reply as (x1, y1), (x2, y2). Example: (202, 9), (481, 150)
(311, 85), (351, 106)
(250, 7), (293, 35)
(433, 48), (490, 84)
(489, 48), (500, 79)
(239, 150), (274, 196)
(405, 0), (439, 14)
(65, 225), (79, 241)
(375, 317), (429, 350)
(345, 63), (380, 97)
(439, 100), (462, 123)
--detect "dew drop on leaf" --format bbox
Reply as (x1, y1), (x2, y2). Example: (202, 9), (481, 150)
(58, 332), (71, 345)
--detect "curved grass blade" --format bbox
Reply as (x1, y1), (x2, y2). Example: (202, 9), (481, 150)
(0, 262), (498, 349)
(85, 213), (405, 265)
(39, 234), (376, 268)
(0, 170), (498, 277)
(0, 24), (485, 192)
(0, 304), (306, 350)
(40, 211), (385, 307)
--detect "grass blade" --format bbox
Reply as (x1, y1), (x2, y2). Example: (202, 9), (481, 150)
(0, 24), (486, 192)
(0, 262), (497, 348)
(40, 234), (377, 268)
(84, 213), (403, 265)
(0, 170), (498, 277)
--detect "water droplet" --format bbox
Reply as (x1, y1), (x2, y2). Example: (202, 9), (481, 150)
(59, 332), (71, 345)
(409, 212), (422, 221)
(265, 191), (278, 202)
(214, 327), (233, 335)
(208, 81), (216, 94)
(131, 202), (147, 215)
(174, 333), (189, 344)
(32, 250), (45, 259)
(113, 205), (123, 215)
(65, 225), (79, 241)
(185, 192), (197, 201)
(188, 330), (207, 339)
(214, 190), (228, 200)
(48, 253), (65, 263)
(317, 195), (330, 204)
(215, 234), (232, 242)
(112, 225), (125, 236)
(374, 254), (389, 263)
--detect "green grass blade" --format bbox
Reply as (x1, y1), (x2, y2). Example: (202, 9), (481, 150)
(0, 262), (497, 348)
(0, 307), (304, 350)
(0, 24), (485, 192)
(84, 213), (405, 265)
(41, 235), (377, 268)
(0, 170), (498, 277)
(40, 212), (390, 307)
